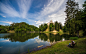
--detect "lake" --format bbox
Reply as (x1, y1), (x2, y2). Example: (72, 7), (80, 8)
(0, 33), (73, 54)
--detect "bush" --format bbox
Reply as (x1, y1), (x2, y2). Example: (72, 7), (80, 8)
(69, 37), (78, 40)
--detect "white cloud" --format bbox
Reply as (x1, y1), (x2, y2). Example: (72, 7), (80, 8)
(17, 0), (32, 18)
(40, 0), (65, 16)
(3, 16), (6, 18)
(35, 39), (43, 43)
(35, 20), (43, 25)
(0, 13), (6, 18)
(0, 21), (13, 24)
(75, 0), (85, 9)
(34, 0), (66, 26)
(0, 2), (20, 17)
(0, 0), (32, 18)
(0, 39), (10, 42)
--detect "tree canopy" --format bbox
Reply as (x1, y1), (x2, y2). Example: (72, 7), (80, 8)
(0, 22), (39, 33)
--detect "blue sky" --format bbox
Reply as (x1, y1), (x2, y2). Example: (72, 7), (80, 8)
(0, 0), (85, 27)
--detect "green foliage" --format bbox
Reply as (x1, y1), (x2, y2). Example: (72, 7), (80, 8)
(0, 25), (8, 33)
(64, 0), (86, 37)
(69, 37), (78, 40)
(59, 22), (62, 29)
(59, 30), (64, 35)
(39, 21), (63, 32)
(55, 21), (59, 31)
(0, 22), (39, 33)
(49, 23), (55, 31)
(55, 21), (62, 31)
(64, 0), (79, 35)
(82, 1), (86, 36)
(62, 26), (68, 32)
(39, 23), (48, 31)
(28, 48), (30, 53)
(79, 30), (84, 36)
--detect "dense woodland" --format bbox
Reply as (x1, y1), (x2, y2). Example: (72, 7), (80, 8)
(0, 0), (86, 37)
(64, 0), (86, 37)
(39, 21), (62, 31)
(0, 22), (39, 33)
(0, 21), (63, 33)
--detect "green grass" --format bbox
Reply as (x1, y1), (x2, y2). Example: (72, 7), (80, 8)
(79, 30), (84, 36)
(28, 37), (86, 54)
(43, 31), (58, 33)
(69, 37), (78, 40)
(43, 31), (53, 33)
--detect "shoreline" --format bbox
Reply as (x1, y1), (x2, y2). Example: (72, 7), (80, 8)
(29, 37), (86, 54)
(26, 40), (70, 53)
(21, 40), (65, 54)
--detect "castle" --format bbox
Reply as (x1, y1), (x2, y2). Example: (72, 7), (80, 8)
(45, 20), (57, 33)
(47, 20), (54, 26)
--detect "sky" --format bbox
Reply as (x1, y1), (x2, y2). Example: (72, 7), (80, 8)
(0, 0), (85, 27)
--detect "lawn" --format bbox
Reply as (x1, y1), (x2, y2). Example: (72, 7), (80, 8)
(28, 37), (86, 54)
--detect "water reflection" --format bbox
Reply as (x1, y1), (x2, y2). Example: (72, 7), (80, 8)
(0, 33), (74, 42)
(0, 33), (75, 54)
(62, 38), (65, 41)
(39, 33), (62, 42)
(0, 39), (10, 42)
(0, 33), (39, 42)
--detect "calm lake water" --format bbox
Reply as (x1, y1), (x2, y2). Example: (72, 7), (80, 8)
(0, 33), (73, 54)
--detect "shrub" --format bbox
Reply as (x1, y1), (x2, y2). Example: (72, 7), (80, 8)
(69, 37), (78, 40)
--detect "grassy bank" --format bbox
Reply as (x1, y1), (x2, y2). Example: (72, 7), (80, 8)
(7, 30), (15, 33)
(29, 37), (86, 54)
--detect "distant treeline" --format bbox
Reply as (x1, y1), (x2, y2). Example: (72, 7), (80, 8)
(39, 21), (62, 31)
(0, 21), (62, 33)
(0, 22), (39, 33)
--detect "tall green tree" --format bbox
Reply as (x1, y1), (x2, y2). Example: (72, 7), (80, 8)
(65, 0), (79, 36)
(44, 23), (48, 31)
(59, 22), (62, 30)
(49, 23), (55, 31)
(82, 1), (86, 35)
(55, 21), (59, 31)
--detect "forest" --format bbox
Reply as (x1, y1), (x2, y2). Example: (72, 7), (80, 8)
(0, 22), (39, 33)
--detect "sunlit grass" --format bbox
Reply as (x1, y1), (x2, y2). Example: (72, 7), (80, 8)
(79, 30), (84, 36)
(8, 30), (15, 33)
(29, 37), (86, 54)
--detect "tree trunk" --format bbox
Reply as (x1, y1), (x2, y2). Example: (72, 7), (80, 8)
(77, 30), (79, 37)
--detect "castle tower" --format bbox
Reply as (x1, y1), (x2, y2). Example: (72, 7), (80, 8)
(50, 20), (53, 23)
(45, 20), (58, 33)
(47, 20), (53, 26)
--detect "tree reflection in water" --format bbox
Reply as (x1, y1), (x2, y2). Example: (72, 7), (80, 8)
(0, 33), (74, 42)
(39, 33), (74, 43)
(0, 33), (39, 42)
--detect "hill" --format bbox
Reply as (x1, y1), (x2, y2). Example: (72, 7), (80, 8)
(0, 22), (39, 33)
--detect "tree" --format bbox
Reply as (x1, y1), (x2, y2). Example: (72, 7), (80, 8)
(55, 21), (59, 31)
(75, 10), (83, 37)
(43, 23), (48, 31)
(59, 22), (62, 29)
(82, 1), (86, 35)
(65, 0), (79, 36)
(49, 23), (55, 31)
(62, 25), (68, 32)
(39, 23), (48, 31)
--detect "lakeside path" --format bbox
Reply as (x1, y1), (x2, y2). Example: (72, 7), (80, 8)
(28, 37), (86, 54)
